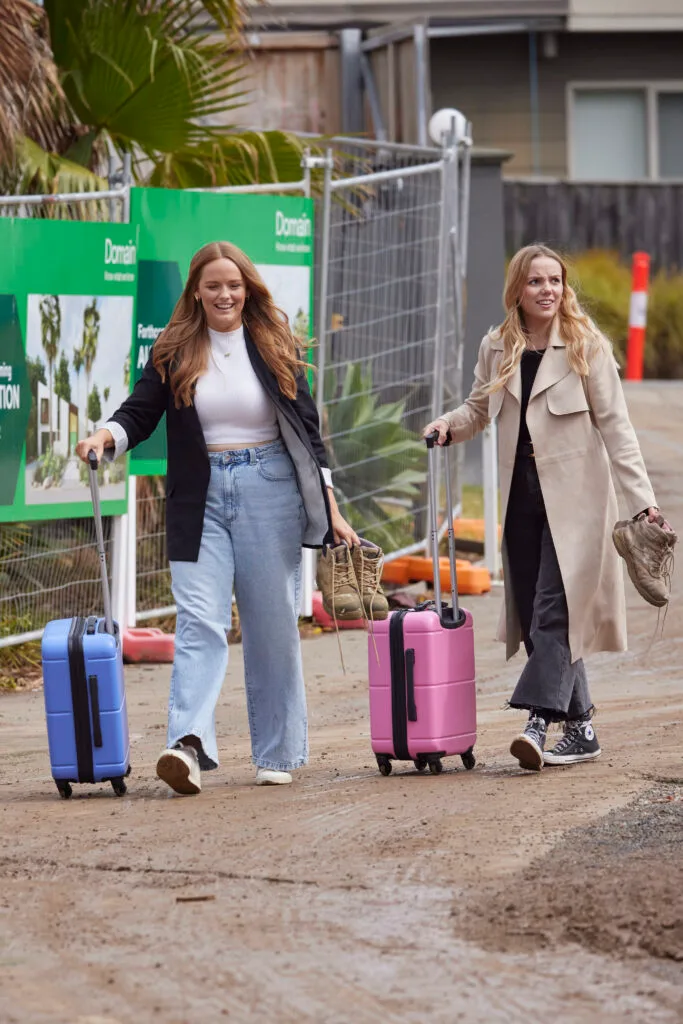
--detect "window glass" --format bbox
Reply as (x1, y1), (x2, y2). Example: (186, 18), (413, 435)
(573, 90), (647, 180)
(658, 93), (683, 178)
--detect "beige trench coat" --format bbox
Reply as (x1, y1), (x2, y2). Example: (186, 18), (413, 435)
(443, 326), (657, 662)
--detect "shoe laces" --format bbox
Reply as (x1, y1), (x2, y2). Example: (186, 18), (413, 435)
(553, 721), (582, 753)
(525, 715), (546, 744)
(332, 547), (358, 589)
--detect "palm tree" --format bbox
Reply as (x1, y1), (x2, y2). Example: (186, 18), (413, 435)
(72, 346), (84, 437)
(39, 295), (61, 450)
(0, 1), (306, 195)
(81, 299), (101, 431)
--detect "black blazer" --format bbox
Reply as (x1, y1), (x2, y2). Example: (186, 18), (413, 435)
(111, 326), (334, 561)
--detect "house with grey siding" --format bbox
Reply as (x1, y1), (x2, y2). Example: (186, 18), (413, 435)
(243, 1), (683, 182)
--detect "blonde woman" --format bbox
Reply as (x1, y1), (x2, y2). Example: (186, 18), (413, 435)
(424, 244), (672, 771)
(77, 241), (358, 794)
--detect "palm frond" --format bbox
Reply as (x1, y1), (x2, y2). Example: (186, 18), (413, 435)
(0, 0), (67, 162)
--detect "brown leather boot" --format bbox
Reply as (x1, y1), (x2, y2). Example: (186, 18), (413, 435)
(351, 542), (389, 620)
(316, 544), (363, 621)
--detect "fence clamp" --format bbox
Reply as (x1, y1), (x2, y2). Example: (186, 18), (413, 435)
(302, 153), (334, 171)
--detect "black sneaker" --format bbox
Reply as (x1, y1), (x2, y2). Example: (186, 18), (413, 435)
(510, 714), (547, 771)
(543, 720), (601, 766)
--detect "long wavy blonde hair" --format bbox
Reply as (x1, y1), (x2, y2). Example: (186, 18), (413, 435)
(153, 241), (305, 407)
(487, 244), (605, 393)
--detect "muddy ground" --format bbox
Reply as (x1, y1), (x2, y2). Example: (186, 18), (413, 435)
(1, 383), (682, 1024)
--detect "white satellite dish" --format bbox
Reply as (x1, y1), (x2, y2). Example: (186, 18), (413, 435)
(428, 108), (469, 147)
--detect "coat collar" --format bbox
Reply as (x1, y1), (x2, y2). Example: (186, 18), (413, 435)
(489, 322), (568, 402)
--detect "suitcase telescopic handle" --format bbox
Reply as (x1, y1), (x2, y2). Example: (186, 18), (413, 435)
(87, 450), (115, 636)
(424, 430), (459, 620)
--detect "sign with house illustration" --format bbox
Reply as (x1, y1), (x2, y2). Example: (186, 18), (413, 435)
(0, 219), (137, 522)
(129, 188), (313, 474)
(0, 192), (312, 518)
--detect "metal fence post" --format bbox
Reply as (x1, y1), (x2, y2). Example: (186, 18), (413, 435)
(425, 150), (451, 556)
(483, 421), (501, 579)
(315, 148), (333, 425)
(301, 148), (316, 616)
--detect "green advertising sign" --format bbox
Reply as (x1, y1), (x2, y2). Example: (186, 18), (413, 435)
(0, 219), (138, 523)
(129, 188), (314, 475)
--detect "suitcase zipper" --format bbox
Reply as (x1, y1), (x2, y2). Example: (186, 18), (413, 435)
(67, 617), (95, 783)
(389, 610), (411, 760)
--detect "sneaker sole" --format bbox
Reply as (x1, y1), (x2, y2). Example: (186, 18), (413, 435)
(510, 735), (544, 772)
(256, 774), (292, 786)
(543, 748), (602, 766)
(156, 753), (201, 795)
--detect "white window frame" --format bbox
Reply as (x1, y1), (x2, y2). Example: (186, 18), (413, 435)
(567, 81), (683, 182)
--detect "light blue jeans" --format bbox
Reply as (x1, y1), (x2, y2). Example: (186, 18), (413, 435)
(167, 441), (308, 772)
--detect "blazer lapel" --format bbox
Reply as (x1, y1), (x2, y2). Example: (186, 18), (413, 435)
(489, 332), (522, 403)
(529, 323), (570, 402)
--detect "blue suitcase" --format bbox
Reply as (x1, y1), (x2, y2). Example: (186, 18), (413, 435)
(41, 451), (131, 799)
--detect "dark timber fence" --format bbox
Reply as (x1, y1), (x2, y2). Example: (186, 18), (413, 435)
(504, 180), (683, 271)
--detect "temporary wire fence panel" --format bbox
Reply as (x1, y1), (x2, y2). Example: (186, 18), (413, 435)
(1, 141), (466, 647)
(317, 141), (455, 558)
(0, 517), (113, 648)
(0, 195), (127, 223)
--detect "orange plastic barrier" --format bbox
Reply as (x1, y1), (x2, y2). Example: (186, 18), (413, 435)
(122, 627), (175, 663)
(382, 555), (491, 595)
(452, 517), (502, 543)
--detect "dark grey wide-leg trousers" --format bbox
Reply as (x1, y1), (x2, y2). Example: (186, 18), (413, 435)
(505, 453), (592, 722)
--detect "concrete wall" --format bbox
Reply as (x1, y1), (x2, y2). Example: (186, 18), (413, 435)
(462, 152), (509, 484)
(430, 32), (683, 177)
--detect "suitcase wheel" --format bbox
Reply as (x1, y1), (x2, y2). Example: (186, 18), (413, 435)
(56, 780), (72, 800)
(461, 748), (476, 771)
(428, 757), (443, 775)
(111, 777), (127, 797)
(376, 755), (392, 777)
(413, 756), (428, 773)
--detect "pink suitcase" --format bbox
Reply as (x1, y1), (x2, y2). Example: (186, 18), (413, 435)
(368, 432), (477, 775)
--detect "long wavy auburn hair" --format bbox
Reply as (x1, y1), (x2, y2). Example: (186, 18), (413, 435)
(486, 244), (606, 393)
(153, 241), (305, 407)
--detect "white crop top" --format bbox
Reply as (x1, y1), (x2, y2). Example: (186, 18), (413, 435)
(193, 325), (279, 445)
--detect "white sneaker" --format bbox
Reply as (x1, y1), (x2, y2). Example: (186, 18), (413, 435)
(156, 743), (201, 795)
(255, 767), (292, 786)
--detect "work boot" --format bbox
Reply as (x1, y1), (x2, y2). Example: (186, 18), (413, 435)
(316, 543), (363, 621)
(612, 515), (677, 607)
(510, 713), (547, 772)
(351, 540), (389, 620)
(544, 719), (601, 766)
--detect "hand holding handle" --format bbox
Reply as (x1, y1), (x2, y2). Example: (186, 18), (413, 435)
(425, 428), (452, 448)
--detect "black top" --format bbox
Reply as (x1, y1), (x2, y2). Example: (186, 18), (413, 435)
(517, 349), (544, 449)
(109, 324), (333, 561)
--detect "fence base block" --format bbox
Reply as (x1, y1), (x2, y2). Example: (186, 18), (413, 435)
(122, 627), (175, 663)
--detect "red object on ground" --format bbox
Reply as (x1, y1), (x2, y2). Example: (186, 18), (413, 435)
(311, 590), (366, 630)
(626, 252), (650, 381)
(122, 627), (175, 663)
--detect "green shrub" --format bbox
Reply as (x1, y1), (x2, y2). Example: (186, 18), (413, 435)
(569, 250), (631, 365)
(33, 449), (67, 486)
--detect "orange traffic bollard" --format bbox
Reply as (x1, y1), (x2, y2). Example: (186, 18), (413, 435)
(625, 252), (650, 381)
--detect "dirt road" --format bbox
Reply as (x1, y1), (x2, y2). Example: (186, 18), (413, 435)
(1, 383), (682, 1024)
